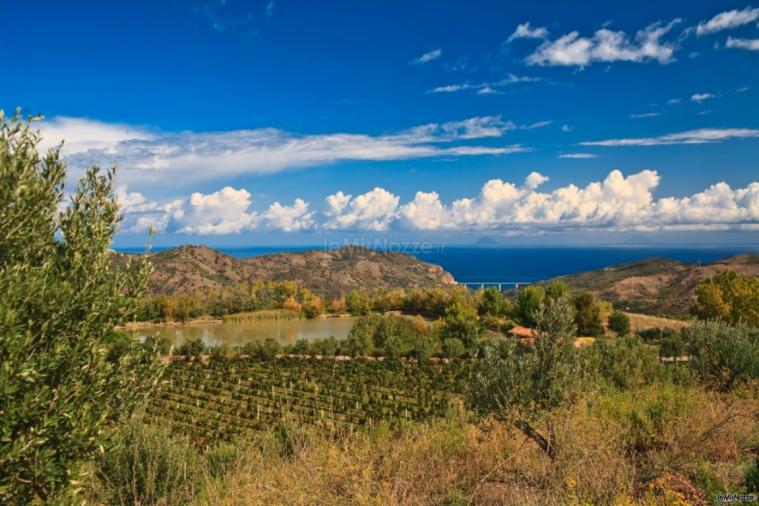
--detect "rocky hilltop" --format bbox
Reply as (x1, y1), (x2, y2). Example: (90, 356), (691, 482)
(553, 254), (759, 316)
(143, 245), (456, 298)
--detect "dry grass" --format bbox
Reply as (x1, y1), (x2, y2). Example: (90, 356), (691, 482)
(624, 312), (690, 333)
(192, 383), (759, 506)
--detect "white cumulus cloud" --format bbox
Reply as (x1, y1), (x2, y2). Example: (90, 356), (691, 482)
(178, 187), (259, 235)
(263, 199), (314, 232)
(116, 172), (759, 235)
(323, 188), (400, 231)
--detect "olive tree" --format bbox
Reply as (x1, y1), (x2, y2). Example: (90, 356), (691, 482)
(0, 112), (164, 502)
(467, 294), (579, 459)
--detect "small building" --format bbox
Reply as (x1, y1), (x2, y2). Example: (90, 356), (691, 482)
(508, 325), (536, 346)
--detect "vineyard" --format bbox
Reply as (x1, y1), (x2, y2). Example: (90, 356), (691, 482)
(146, 357), (472, 445)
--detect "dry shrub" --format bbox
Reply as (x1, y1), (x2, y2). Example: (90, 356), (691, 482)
(193, 384), (758, 505)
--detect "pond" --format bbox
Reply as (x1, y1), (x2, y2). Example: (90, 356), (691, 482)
(132, 316), (357, 348)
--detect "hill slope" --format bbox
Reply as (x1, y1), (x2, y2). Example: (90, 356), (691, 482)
(553, 254), (759, 315)
(143, 245), (455, 298)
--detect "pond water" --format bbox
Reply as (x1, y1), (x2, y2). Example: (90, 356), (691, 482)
(132, 316), (357, 348)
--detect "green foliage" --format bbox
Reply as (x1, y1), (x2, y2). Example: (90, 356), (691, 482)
(409, 332), (436, 361)
(637, 326), (676, 343)
(691, 270), (759, 327)
(746, 456), (759, 492)
(374, 315), (414, 351)
(574, 292), (604, 337)
(686, 320), (759, 390)
(178, 337), (205, 358)
(441, 338), (466, 358)
(144, 334), (172, 355)
(292, 338), (310, 355)
(478, 287), (507, 317)
(146, 357), (470, 445)
(311, 336), (339, 357)
(584, 336), (662, 390)
(346, 315), (380, 356)
(204, 442), (241, 479)
(544, 280), (570, 301)
(607, 310), (631, 336)
(346, 290), (373, 316)
(441, 302), (482, 349)
(516, 285), (545, 326)
(468, 294), (578, 419)
(467, 294), (579, 458)
(659, 333), (687, 358)
(240, 337), (281, 361)
(597, 383), (695, 457)
(345, 314), (429, 358)
(0, 112), (163, 503)
(90, 419), (200, 505)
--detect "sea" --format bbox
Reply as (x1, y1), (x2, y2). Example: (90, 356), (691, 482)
(116, 245), (759, 285)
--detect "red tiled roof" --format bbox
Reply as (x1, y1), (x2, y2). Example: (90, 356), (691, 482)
(508, 326), (536, 339)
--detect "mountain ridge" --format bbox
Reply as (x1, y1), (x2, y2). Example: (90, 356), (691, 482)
(131, 245), (758, 315)
(139, 245), (456, 298)
(552, 254), (759, 315)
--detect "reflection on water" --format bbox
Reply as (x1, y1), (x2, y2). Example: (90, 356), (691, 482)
(133, 317), (357, 348)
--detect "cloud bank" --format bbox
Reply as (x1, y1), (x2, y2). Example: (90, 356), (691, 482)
(116, 170), (759, 235)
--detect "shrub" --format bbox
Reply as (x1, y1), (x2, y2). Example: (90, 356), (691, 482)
(607, 311), (631, 336)
(746, 456), (759, 492)
(638, 326), (677, 343)
(467, 294), (579, 459)
(409, 333), (436, 361)
(442, 338), (466, 358)
(585, 335), (662, 390)
(441, 302), (482, 349)
(292, 338), (310, 355)
(346, 290), (373, 316)
(258, 338), (280, 360)
(478, 287), (506, 316)
(204, 442), (241, 479)
(90, 420), (200, 505)
(516, 285), (545, 326)
(313, 336), (338, 356)
(691, 270), (759, 326)
(144, 334), (172, 355)
(0, 113), (163, 503)
(686, 320), (759, 390)
(178, 337), (205, 358)
(574, 292), (604, 337)
(346, 315), (379, 357)
(660, 333), (687, 358)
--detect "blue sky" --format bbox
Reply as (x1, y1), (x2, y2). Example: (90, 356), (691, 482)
(2, 0), (759, 246)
